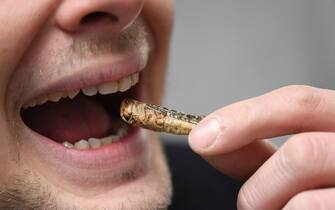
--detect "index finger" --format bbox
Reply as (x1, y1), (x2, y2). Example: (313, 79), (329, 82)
(189, 85), (335, 155)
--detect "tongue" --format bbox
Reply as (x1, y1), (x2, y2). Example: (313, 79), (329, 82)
(22, 95), (112, 143)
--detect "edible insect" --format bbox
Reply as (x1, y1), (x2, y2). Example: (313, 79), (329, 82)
(120, 98), (205, 135)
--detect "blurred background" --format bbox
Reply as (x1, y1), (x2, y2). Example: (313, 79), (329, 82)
(163, 0), (335, 145)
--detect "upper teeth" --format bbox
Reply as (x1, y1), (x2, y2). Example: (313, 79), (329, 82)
(23, 72), (139, 109)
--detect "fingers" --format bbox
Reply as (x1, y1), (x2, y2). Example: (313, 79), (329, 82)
(283, 188), (335, 210)
(237, 132), (335, 210)
(189, 85), (335, 155)
(205, 140), (276, 180)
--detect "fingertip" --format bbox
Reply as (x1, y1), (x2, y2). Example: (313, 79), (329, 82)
(188, 117), (222, 154)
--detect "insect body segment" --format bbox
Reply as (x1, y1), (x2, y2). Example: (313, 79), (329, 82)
(120, 98), (205, 135)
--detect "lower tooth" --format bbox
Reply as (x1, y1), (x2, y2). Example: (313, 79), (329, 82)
(63, 141), (74, 148)
(88, 138), (102, 148)
(101, 137), (112, 145)
(110, 135), (120, 142)
(101, 135), (120, 145)
(74, 140), (90, 149)
(68, 134), (124, 150)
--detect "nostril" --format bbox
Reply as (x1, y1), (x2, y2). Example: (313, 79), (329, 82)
(80, 12), (119, 25)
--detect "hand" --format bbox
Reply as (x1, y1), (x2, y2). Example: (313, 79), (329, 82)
(188, 85), (335, 210)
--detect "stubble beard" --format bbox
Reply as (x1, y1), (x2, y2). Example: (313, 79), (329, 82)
(1, 18), (172, 210)
(0, 135), (172, 210)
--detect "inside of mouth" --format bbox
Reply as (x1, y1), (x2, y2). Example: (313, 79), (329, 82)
(20, 88), (136, 148)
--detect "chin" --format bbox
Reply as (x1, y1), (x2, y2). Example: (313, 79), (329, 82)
(7, 127), (172, 210)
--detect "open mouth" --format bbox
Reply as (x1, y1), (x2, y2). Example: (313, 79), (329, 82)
(20, 72), (139, 150)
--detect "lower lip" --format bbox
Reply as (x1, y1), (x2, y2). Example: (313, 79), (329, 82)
(30, 127), (147, 170)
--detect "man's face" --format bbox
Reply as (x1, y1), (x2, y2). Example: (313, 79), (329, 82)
(0, 0), (174, 209)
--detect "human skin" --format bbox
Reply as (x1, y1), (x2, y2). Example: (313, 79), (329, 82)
(0, 0), (173, 209)
(4, 1), (335, 210)
(189, 85), (335, 209)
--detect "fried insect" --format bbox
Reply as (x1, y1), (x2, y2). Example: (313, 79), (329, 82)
(120, 98), (205, 135)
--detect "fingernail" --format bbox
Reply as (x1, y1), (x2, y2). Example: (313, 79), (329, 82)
(189, 118), (221, 149)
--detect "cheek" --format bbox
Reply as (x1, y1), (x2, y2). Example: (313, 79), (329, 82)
(0, 1), (59, 90)
(0, 0), (59, 182)
(141, 0), (174, 104)
(143, 0), (174, 47)
(0, 124), (23, 183)
(1, 0), (59, 130)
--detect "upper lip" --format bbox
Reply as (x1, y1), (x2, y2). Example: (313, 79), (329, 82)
(20, 52), (147, 108)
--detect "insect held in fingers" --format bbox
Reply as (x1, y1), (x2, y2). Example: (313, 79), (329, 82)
(120, 98), (205, 135)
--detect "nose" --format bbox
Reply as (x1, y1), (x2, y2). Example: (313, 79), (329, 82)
(55, 0), (144, 33)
